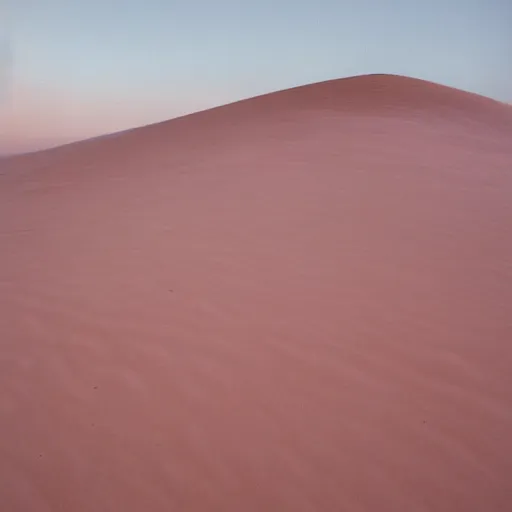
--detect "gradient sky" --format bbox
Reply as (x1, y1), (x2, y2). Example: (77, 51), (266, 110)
(1, 0), (511, 153)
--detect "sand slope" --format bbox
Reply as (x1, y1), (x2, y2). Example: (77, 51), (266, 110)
(1, 74), (512, 511)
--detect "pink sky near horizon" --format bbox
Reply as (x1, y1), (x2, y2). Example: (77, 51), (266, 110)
(0, 81), (230, 154)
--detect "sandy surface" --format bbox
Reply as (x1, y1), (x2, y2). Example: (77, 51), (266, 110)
(1, 74), (512, 511)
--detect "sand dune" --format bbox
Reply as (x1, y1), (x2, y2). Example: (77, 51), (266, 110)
(1, 74), (512, 511)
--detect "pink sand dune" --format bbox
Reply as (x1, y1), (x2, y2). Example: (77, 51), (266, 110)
(1, 74), (512, 511)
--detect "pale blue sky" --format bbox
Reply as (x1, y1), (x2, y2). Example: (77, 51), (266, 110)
(1, 0), (511, 152)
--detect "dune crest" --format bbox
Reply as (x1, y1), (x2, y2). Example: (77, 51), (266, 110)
(2, 74), (511, 166)
(1, 74), (511, 511)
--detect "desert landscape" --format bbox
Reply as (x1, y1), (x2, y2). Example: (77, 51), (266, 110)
(1, 74), (511, 511)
